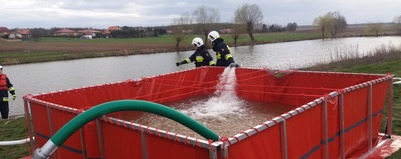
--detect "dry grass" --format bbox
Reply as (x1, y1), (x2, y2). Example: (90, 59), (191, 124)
(0, 41), (185, 65)
(302, 43), (401, 71)
(0, 42), (177, 53)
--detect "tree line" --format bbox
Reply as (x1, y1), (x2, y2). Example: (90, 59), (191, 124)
(170, 4), (302, 49)
(13, 27), (168, 41)
(171, 3), (401, 50)
(110, 27), (166, 38)
(9, 3), (401, 45)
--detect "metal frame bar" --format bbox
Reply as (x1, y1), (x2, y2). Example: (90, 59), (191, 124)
(368, 83), (373, 151)
(79, 128), (87, 159)
(322, 100), (329, 159)
(24, 99), (36, 153)
(209, 149), (217, 159)
(95, 118), (105, 159)
(141, 131), (148, 159)
(387, 78), (393, 137)
(280, 119), (288, 159)
(339, 94), (345, 159)
(222, 145), (228, 159)
(46, 104), (58, 158)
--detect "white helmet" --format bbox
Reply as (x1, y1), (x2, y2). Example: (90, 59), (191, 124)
(208, 31), (220, 42)
(0, 65), (2, 69)
(192, 37), (204, 47)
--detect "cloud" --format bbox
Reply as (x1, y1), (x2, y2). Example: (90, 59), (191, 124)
(0, 0), (400, 29)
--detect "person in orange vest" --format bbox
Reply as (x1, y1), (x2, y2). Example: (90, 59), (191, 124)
(176, 37), (216, 67)
(0, 65), (16, 119)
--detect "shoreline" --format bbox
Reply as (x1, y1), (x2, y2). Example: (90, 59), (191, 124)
(2, 32), (398, 66)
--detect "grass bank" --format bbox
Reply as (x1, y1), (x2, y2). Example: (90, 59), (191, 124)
(0, 116), (31, 159)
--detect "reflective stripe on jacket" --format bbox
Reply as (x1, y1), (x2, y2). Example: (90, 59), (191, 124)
(189, 45), (214, 67)
(212, 38), (235, 67)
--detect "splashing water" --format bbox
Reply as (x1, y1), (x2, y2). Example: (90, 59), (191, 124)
(180, 67), (245, 119)
(131, 67), (293, 138)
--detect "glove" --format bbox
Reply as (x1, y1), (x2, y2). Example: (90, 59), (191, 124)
(229, 63), (239, 67)
(210, 61), (216, 66)
(176, 61), (186, 67)
(12, 95), (16, 100)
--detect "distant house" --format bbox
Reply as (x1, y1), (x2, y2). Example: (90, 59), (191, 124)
(101, 29), (114, 38)
(0, 27), (10, 36)
(108, 26), (120, 31)
(165, 29), (192, 34)
(182, 29), (193, 33)
(102, 26), (120, 38)
(8, 29), (31, 39)
(80, 35), (92, 39)
(54, 29), (78, 36)
(220, 29), (233, 34)
(78, 29), (100, 37)
(102, 29), (111, 37)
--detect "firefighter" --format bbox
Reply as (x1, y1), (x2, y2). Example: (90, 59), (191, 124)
(0, 65), (16, 119)
(208, 31), (239, 67)
(176, 37), (216, 67)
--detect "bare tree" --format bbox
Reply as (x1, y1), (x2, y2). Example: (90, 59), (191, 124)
(329, 12), (347, 38)
(231, 23), (245, 46)
(30, 28), (47, 42)
(234, 3), (263, 41)
(171, 12), (192, 51)
(365, 23), (383, 37)
(313, 15), (332, 39)
(192, 5), (220, 47)
(286, 22), (298, 32)
(393, 15), (401, 35)
(313, 11), (347, 39)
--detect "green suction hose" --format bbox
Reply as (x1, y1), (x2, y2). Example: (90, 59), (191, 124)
(33, 100), (219, 159)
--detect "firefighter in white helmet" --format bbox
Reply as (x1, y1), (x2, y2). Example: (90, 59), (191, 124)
(208, 31), (239, 67)
(0, 65), (16, 119)
(176, 37), (216, 67)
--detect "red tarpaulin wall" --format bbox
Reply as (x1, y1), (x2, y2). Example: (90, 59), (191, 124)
(24, 67), (393, 159)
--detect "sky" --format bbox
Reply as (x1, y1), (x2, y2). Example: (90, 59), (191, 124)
(0, 0), (400, 29)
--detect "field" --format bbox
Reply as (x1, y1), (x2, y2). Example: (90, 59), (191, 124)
(2, 23), (398, 65)
(1, 23), (399, 66)
(0, 32), (322, 65)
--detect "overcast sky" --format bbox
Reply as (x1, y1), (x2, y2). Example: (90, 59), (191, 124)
(1, 0), (400, 29)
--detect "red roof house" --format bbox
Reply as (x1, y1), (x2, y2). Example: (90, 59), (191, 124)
(78, 29), (100, 35)
(0, 27), (10, 36)
(102, 26), (120, 38)
(54, 29), (78, 36)
(8, 29), (31, 39)
(108, 26), (120, 31)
